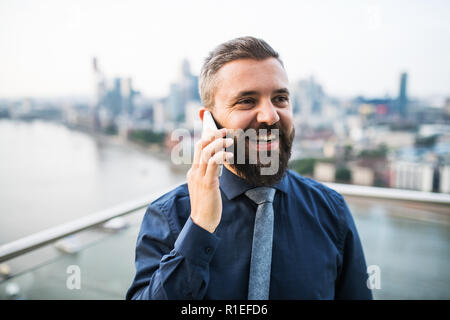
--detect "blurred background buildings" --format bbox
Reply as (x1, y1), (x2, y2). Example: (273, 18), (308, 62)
(0, 0), (449, 300)
(2, 58), (448, 193)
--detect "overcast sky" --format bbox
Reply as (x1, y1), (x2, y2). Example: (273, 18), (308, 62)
(0, 0), (449, 100)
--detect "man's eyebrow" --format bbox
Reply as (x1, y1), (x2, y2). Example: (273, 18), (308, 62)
(230, 90), (259, 101)
(274, 88), (290, 95)
(230, 88), (290, 102)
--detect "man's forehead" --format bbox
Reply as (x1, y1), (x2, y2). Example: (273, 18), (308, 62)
(215, 58), (289, 99)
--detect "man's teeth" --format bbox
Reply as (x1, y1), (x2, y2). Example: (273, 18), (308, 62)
(251, 133), (277, 142)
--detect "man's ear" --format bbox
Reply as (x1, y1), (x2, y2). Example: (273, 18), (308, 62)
(199, 107), (207, 122)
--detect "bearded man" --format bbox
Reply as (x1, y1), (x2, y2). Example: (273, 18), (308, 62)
(126, 36), (373, 300)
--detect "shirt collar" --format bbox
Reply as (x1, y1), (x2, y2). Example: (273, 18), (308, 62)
(219, 165), (289, 200)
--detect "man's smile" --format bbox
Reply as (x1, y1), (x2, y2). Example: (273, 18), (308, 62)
(248, 135), (280, 151)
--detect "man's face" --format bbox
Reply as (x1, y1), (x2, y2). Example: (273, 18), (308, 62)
(208, 57), (295, 186)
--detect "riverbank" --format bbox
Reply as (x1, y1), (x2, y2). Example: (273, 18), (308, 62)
(69, 124), (192, 175)
(69, 124), (169, 159)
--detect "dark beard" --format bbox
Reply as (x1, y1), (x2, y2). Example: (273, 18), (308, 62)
(228, 123), (295, 187)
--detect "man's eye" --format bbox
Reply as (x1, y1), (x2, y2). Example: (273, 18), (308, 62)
(238, 98), (254, 105)
(274, 96), (289, 104)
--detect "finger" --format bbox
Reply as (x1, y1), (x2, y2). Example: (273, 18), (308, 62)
(205, 151), (234, 180)
(192, 139), (203, 168)
(201, 128), (227, 140)
(193, 128), (227, 167)
(200, 137), (234, 165)
(199, 137), (232, 175)
(202, 128), (227, 149)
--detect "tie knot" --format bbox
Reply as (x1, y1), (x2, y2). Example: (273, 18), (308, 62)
(245, 187), (276, 205)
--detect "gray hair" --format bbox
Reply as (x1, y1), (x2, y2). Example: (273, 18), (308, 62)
(199, 36), (284, 109)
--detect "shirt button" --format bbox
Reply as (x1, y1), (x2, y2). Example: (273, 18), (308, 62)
(205, 247), (212, 254)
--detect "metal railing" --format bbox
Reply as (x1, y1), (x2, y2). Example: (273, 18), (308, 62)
(324, 182), (450, 205)
(1, 182), (449, 263)
(0, 184), (180, 263)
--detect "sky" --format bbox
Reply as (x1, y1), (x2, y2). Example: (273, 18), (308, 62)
(0, 0), (449, 100)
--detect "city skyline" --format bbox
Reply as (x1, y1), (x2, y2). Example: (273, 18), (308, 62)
(1, 0), (449, 100)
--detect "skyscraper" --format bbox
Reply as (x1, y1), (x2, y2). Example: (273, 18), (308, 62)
(120, 78), (138, 116)
(167, 59), (201, 123)
(397, 72), (408, 117)
(292, 76), (325, 118)
(92, 57), (106, 130)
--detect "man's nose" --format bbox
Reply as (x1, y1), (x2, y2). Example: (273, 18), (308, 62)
(256, 100), (280, 125)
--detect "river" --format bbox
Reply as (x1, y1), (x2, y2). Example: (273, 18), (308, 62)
(0, 119), (186, 244)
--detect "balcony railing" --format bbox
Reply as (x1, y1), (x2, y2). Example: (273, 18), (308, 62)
(0, 183), (449, 299)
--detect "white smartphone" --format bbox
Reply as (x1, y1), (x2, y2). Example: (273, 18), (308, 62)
(202, 110), (223, 176)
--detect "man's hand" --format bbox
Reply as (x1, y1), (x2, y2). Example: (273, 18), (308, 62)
(187, 128), (234, 233)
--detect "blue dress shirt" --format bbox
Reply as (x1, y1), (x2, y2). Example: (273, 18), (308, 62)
(126, 166), (373, 300)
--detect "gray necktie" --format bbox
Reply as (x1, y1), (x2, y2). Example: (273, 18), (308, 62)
(245, 187), (276, 300)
